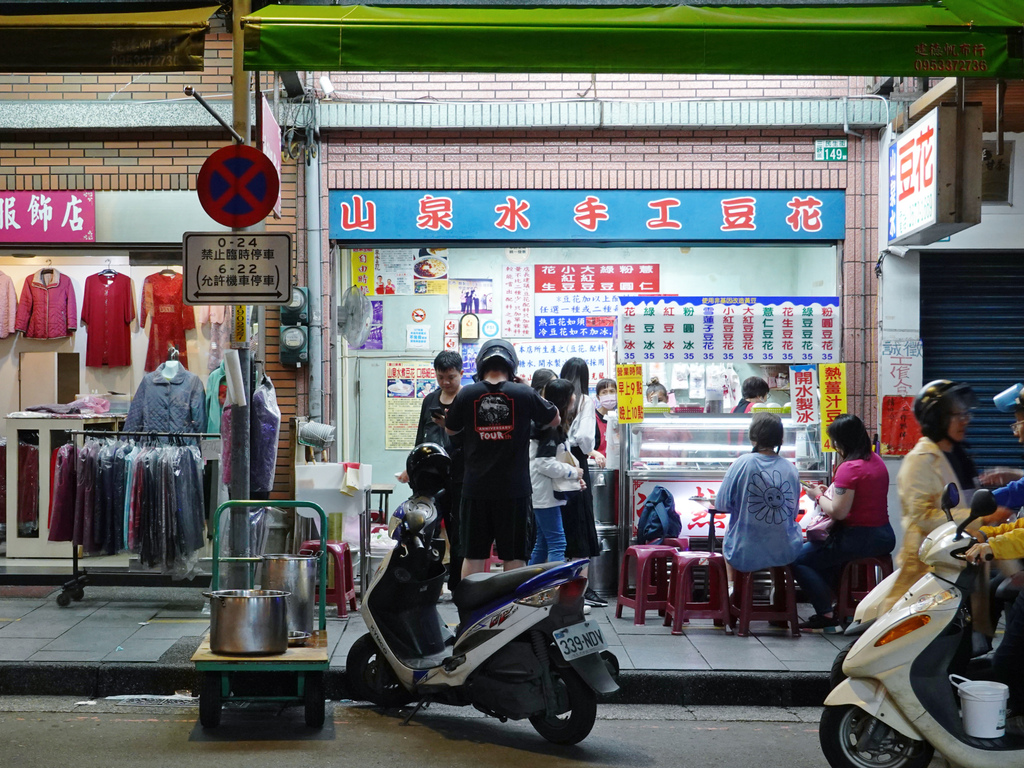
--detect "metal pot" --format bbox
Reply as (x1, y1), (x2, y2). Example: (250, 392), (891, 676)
(260, 554), (317, 635)
(590, 468), (618, 525)
(590, 524), (620, 597)
(205, 589), (290, 655)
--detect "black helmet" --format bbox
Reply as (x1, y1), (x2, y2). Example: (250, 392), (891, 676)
(406, 442), (451, 497)
(476, 338), (518, 378)
(914, 379), (975, 442)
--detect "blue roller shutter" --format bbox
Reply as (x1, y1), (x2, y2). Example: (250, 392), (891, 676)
(920, 251), (1024, 468)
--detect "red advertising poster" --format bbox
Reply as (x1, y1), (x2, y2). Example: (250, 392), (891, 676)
(881, 395), (922, 456)
(0, 191), (95, 243)
(535, 264), (659, 293)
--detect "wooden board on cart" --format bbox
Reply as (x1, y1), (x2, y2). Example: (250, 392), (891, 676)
(192, 630), (329, 665)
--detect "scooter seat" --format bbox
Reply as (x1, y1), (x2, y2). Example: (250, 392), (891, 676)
(454, 562), (563, 613)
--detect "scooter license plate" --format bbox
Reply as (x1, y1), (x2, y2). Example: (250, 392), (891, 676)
(552, 621), (607, 661)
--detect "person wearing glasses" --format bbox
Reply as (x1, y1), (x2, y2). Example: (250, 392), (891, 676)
(881, 380), (983, 613)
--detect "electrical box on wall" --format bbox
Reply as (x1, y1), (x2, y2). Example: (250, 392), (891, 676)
(279, 286), (309, 366)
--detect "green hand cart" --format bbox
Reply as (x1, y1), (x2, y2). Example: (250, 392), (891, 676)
(193, 500), (330, 729)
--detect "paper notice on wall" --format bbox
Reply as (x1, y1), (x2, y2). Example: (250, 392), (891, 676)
(374, 249), (416, 295)
(502, 265), (533, 337)
(385, 360), (435, 450)
(406, 324), (430, 350)
(789, 365), (819, 426)
(879, 334), (923, 397)
(512, 340), (612, 386)
(616, 364), (644, 423)
(819, 363), (847, 453)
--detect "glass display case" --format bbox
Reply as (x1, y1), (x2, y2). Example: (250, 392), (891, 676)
(618, 413), (832, 546)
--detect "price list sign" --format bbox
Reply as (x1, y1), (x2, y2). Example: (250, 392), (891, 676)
(616, 363), (645, 424)
(618, 296), (839, 365)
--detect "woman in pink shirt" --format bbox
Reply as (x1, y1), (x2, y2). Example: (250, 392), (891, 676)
(794, 414), (896, 632)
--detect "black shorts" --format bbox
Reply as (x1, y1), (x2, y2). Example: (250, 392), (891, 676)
(460, 495), (532, 562)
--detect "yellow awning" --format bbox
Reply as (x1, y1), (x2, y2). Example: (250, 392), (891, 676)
(0, 5), (220, 72)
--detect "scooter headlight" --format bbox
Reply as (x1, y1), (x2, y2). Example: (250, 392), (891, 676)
(909, 590), (957, 614)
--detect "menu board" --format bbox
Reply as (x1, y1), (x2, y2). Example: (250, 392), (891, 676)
(351, 248), (449, 296)
(618, 296), (840, 365)
(384, 360), (436, 450)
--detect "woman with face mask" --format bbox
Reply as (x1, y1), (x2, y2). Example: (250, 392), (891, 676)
(593, 378), (619, 468)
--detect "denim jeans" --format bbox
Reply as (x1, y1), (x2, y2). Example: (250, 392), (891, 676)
(792, 523), (896, 615)
(530, 505), (567, 565)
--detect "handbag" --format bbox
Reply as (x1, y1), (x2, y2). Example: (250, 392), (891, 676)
(551, 447), (581, 493)
(804, 485), (835, 543)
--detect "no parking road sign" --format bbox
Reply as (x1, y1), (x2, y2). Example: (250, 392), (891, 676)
(197, 144), (280, 229)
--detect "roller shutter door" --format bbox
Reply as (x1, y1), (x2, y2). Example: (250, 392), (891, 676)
(920, 251), (1024, 468)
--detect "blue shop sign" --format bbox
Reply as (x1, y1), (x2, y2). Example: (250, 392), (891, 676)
(328, 190), (845, 242)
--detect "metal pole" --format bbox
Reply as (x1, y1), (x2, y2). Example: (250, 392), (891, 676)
(305, 119), (323, 421)
(225, 0), (253, 588)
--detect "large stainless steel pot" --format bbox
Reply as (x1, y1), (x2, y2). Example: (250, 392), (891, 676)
(260, 554), (317, 635)
(590, 468), (618, 525)
(205, 589), (290, 655)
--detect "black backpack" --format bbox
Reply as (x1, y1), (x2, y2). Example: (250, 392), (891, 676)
(636, 485), (682, 545)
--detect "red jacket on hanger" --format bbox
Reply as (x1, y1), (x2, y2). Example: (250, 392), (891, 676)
(15, 269), (77, 339)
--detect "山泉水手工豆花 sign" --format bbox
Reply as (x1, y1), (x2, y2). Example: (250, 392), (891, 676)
(182, 232), (292, 305)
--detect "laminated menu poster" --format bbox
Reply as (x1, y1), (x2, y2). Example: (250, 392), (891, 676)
(351, 248), (449, 296)
(618, 296), (840, 365)
(385, 360), (437, 450)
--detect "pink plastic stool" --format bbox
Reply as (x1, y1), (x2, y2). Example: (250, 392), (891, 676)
(300, 540), (358, 618)
(835, 555), (894, 624)
(664, 549), (730, 634)
(729, 566), (800, 638)
(615, 544), (675, 625)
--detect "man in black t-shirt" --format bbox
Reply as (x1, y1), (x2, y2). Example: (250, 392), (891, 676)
(446, 339), (558, 576)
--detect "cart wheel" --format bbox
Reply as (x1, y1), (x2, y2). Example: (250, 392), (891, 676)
(199, 672), (222, 728)
(71, 587), (85, 601)
(304, 672), (325, 729)
(56, 591), (72, 608)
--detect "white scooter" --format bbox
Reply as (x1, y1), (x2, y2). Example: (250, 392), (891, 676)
(346, 483), (619, 745)
(819, 485), (1024, 768)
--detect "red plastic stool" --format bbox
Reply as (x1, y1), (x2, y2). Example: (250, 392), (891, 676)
(664, 550), (730, 634)
(483, 544), (503, 572)
(835, 555), (894, 624)
(663, 537), (690, 551)
(615, 544), (675, 625)
(300, 540), (358, 618)
(729, 566), (800, 638)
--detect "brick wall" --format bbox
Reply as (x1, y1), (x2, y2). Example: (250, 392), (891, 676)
(325, 125), (880, 426)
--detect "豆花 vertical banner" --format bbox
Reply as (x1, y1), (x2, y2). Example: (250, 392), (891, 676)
(616, 364), (645, 423)
(819, 363), (847, 452)
(789, 365), (819, 426)
(618, 297), (839, 364)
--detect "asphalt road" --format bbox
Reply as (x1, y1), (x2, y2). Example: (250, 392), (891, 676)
(0, 696), (959, 768)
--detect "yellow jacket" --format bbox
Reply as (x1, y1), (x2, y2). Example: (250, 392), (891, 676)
(884, 437), (972, 610)
(981, 518), (1024, 560)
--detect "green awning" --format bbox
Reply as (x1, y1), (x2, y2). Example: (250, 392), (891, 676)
(0, 5), (219, 72)
(242, 2), (1024, 78)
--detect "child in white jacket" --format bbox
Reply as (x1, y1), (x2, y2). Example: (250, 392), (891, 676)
(529, 378), (583, 564)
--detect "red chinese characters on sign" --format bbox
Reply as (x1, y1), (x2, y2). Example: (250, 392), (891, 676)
(785, 195), (823, 232)
(573, 195), (610, 232)
(416, 194), (453, 231)
(792, 367), (818, 425)
(0, 191), (95, 243)
(494, 196), (531, 231)
(721, 196), (757, 231)
(898, 125), (935, 202)
(338, 195), (376, 231)
(646, 198), (682, 230)
(535, 264), (660, 293)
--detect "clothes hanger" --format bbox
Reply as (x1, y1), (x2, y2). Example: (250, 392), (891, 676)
(40, 258), (54, 277)
(159, 265), (179, 277)
(100, 258), (117, 278)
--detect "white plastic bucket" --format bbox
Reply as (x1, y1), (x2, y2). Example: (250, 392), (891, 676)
(950, 674), (1008, 738)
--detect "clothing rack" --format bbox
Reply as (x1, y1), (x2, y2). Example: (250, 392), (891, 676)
(1, 428), (216, 605)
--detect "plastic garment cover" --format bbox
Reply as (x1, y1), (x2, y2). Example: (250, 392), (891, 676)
(48, 443), (78, 542)
(250, 374), (281, 494)
(17, 440), (39, 536)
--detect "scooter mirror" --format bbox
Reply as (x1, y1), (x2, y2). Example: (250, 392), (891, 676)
(940, 483), (959, 522)
(955, 488), (997, 539)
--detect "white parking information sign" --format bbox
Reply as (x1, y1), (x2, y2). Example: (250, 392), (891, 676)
(183, 232), (292, 305)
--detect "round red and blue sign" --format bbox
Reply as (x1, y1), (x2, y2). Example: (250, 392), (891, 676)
(197, 144), (280, 228)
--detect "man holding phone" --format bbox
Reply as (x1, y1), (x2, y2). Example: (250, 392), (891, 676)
(397, 350), (465, 593)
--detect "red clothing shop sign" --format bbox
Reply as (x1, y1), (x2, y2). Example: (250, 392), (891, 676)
(0, 191), (95, 243)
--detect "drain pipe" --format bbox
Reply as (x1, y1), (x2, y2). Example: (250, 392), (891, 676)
(305, 111), (324, 422)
